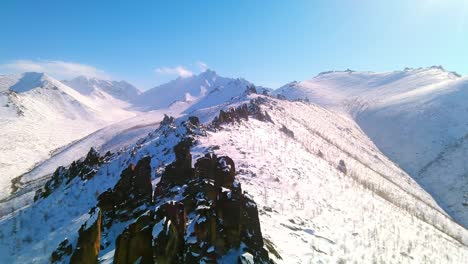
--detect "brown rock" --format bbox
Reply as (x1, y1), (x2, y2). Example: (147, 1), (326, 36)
(70, 208), (101, 264)
(114, 214), (153, 264)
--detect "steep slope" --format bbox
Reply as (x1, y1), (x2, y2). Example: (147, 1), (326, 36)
(63, 76), (141, 103)
(277, 67), (468, 227)
(0, 92), (466, 263)
(0, 73), (137, 200)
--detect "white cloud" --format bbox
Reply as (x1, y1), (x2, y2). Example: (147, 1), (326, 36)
(155, 66), (193, 78)
(196, 61), (209, 72)
(0, 59), (111, 80)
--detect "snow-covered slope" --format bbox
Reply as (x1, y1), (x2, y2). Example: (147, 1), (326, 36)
(276, 67), (460, 109)
(0, 106), (188, 214)
(277, 67), (468, 227)
(0, 93), (466, 263)
(0, 70), (268, 202)
(63, 76), (141, 103)
(0, 73), (137, 200)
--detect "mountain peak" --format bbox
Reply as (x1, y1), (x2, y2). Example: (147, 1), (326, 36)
(400, 66), (462, 78)
(9, 72), (51, 93)
(198, 69), (217, 78)
(64, 76), (141, 102)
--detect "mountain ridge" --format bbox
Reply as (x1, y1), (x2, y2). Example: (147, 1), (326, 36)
(276, 66), (468, 227)
(1, 92), (467, 263)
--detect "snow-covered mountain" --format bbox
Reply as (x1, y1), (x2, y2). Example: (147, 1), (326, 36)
(1, 68), (468, 263)
(0, 72), (137, 200)
(135, 69), (270, 111)
(63, 76), (141, 103)
(0, 91), (466, 263)
(276, 66), (468, 227)
(0, 70), (265, 203)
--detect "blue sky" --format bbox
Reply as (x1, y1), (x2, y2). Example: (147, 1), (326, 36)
(1, 0), (467, 89)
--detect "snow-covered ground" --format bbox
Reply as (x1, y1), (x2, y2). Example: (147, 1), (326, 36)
(277, 67), (468, 227)
(0, 73), (138, 200)
(0, 93), (466, 263)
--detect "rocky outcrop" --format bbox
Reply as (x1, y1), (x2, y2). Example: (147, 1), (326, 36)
(187, 116), (200, 127)
(157, 138), (195, 187)
(152, 202), (187, 263)
(98, 156), (152, 223)
(48, 116), (271, 263)
(244, 85), (258, 95)
(160, 114), (175, 127)
(107, 138), (272, 263)
(34, 148), (112, 201)
(194, 153), (236, 189)
(70, 208), (102, 264)
(50, 238), (72, 263)
(114, 214), (154, 264)
(211, 99), (274, 129)
(149, 141), (271, 263)
(280, 124), (294, 138)
(212, 104), (250, 128)
(337, 159), (347, 175)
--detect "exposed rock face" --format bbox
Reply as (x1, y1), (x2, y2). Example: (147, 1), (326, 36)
(211, 99), (274, 128)
(49, 117), (271, 263)
(158, 138), (195, 187)
(244, 85), (258, 95)
(35, 148), (111, 200)
(70, 208), (102, 264)
(337, 159), (347, 175)
(212, 104), (250, 128)
(187, 116), (200, 127)
(106, 138), (271, 263)
(98, 156), (152, 223)
(149, 141), (271, 263)
(50, 238), (72, 263)
(152, 202), (187, 263)
(161, 114), (175, 127)
(280, 124), (295, 138)
(114, 214), (154, 264)
(194, 153), (236, 189)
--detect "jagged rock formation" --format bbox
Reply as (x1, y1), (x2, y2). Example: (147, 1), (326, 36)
(150, 141), (271, 263)
(337, 159), (347, 175)
(98, 156), (152, 224)
(244, 85), (258, 95)
(157, 138), (195, 186)
(212, 99), (274, 128)
(279, 124), (294, 138)
(50, 238), (72, 263)
(34, 148), (111, 200)
(103, 138), (272, 263)
(70, 208), (102, 264)
(48, 113), (272, 263)
(160, 114), (175, 127)
(114, 214), (154, 264)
